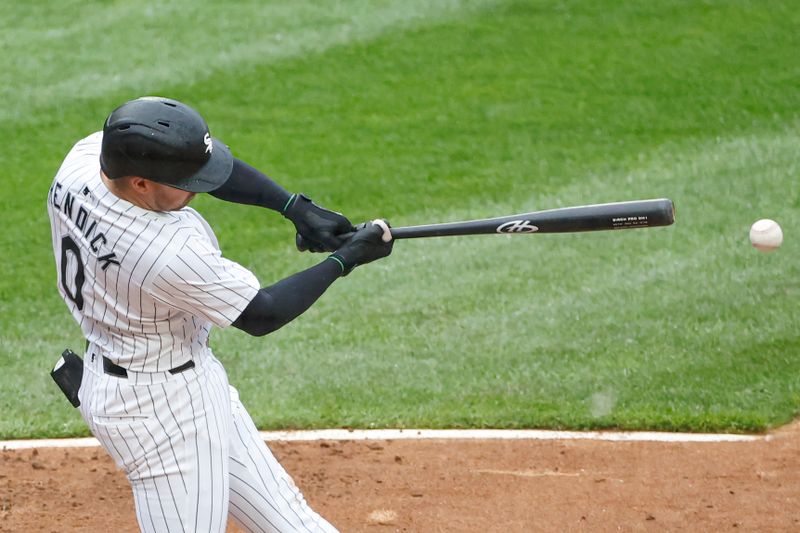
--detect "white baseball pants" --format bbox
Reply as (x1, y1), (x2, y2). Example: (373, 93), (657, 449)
(78, 348), (338, 533)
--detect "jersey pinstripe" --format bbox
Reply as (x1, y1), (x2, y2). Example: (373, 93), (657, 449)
(48, 132), (259, 372)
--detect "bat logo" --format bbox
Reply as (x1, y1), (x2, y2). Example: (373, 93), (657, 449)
(496, 220), (538, 233)
(203, 132), (213, 154)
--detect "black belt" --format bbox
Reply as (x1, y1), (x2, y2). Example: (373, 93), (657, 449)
(102, 356), (195, 378)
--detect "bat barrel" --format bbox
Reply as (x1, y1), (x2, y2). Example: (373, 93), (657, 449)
(531, 198), (675, 233)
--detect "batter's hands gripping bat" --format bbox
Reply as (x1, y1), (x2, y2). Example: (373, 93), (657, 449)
(296, 198), (674, 250)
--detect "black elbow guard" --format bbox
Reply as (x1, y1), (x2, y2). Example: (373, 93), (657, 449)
(232, 290), (281, 336)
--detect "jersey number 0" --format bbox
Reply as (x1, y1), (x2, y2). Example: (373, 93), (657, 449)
(60, 236), (86, 310)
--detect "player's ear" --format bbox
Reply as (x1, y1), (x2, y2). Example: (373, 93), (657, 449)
(128, 177), (151, 194)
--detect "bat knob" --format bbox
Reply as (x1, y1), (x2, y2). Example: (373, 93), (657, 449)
(372, 219), (393, 242)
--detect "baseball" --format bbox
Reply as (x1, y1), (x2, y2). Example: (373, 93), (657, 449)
(749, 219), (783, 252)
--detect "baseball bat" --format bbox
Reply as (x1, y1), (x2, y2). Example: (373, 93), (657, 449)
(391, 198), (675, 238)
(297, 198), (674, 250)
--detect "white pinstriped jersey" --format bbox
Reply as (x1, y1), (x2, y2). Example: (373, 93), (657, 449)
(49, 130), (338, 532)
(47, 132), (259, 372)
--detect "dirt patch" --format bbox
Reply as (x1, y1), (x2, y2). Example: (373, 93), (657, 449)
(2, 424), (800, 532)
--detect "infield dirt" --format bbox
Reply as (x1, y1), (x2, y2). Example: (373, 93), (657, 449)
(2, 423), (799, 532)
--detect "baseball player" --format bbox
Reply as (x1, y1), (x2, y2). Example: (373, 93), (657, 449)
(47, 96), (393, 532)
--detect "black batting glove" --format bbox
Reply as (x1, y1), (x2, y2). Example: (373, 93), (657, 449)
(282, 193), (354, 253)
(329, 221), (393, 276)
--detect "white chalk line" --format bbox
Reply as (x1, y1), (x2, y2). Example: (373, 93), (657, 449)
(0, 428), (762, 450)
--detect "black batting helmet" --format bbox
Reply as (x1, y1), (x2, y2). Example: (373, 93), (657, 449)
(99, 96), (233, 192)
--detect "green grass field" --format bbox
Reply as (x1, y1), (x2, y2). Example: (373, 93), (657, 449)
(1, 0), (798, 438)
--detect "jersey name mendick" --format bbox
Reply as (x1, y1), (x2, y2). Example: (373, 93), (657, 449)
(48, 180), (120, 271)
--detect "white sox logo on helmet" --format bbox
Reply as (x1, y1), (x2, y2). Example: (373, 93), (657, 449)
(204, 132), (213, 154)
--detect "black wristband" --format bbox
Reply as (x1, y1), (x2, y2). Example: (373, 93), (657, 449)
(282, 193), (310, 216)
(328, 252), (357, 275)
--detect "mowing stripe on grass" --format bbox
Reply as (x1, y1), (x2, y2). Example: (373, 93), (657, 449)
(0, 0), (505, 123)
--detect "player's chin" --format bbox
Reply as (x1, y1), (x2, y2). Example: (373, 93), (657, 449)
(177, 193), (196, 210)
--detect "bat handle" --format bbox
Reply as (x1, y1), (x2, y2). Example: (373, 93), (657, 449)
(294, 232), (357, 252)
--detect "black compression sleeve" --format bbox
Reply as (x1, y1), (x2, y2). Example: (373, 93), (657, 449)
(209, 158), (292, 212)
(231, 258), (343, 336)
